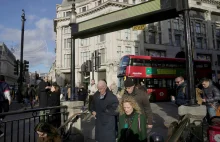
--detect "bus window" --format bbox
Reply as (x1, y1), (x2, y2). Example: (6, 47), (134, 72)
(131, 58), (144, 66)
(119, 56), (130, 67)
(144, 60), (151, 66)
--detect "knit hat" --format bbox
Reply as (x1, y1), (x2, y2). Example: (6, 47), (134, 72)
(124, 78), (134, 87)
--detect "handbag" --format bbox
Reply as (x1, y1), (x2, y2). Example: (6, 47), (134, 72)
(211, 104), (220, 116)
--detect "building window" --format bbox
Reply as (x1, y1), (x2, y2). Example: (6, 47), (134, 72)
(216, 29), (220, 37)
(217, 40), (220, 49)
(149, 32), (156, 44)
(175, 35), (181, 47)
(132, 0), (136, 4)
(196, 23), (201, 33)
(218, 55), (220, 66)
(135, 47), (139, 55)
(133, 31), (138, 41)
(98, 0), (102, 5)
(98, 34), (105, 42)
(63, 26), (69, 34)
(100, 48), (106, 64)
(117, 31), (121, 39)
(81, 51), (90, 63)
(117, 46), (122, 59)
(203, 39), (207, 49)
(123, 0), (128, 3)
(196, 38), (202, 48)
(64, 54), (71, 68)
(169, 32), (172, 45)
(173, 19), (179, 30)
(82, 6), (86, 12)
(125, 29), (131, 40)
(64, 39), (71, 48)
(146, 49), (166, 57)
(80, 38), (90, 46)
(158, 33), (162, 44)
(125, 46), (131, 54)
(197, 54), (212, 62)
(168, 20), (171, 29)
(202, 24), (206, 35)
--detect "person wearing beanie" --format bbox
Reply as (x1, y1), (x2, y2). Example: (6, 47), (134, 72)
(122, 78), (153, 130)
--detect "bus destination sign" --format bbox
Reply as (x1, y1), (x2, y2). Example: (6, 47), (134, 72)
(146, 68), (185, 75)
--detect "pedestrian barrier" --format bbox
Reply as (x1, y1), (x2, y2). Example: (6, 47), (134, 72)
(0, 106), (68, 142)
(167, 114), (208, 142)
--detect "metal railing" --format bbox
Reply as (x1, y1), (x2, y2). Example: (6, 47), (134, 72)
(166, 114), (207, 142)
(0, 106), (68, 142)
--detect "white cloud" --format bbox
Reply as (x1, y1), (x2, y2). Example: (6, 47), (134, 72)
(26, 14), (38, 23)
(0, 18), (55, 71)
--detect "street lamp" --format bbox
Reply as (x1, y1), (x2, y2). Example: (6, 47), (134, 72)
(69, 2), (77, 100)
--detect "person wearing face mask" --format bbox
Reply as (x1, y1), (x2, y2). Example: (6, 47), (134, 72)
(90, 80), (119, 142)
(118, 96), (147, 142)
(122, 78), (153, 131)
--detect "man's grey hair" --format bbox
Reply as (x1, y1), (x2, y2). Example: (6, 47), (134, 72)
(98, 80), (107, 88)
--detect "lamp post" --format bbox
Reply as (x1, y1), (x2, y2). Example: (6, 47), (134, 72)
(69, 2), (77, 101)
(18, 9), (26, 103)
(183, 0), (196, 105)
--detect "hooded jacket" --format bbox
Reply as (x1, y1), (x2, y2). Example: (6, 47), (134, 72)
(202, 81), (220, 107)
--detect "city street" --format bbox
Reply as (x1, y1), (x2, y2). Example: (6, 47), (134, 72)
(1, 101), (179, 142)
(81, 102), (179, 142)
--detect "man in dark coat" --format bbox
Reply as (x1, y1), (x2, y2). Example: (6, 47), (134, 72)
(174, 76), (188, 106)
(90, 80), (119, 142)
(38, 77), (50, 108)
(122, 78), (153, 130)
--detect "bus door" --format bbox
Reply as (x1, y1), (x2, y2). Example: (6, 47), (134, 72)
(145, 79), (173, 102)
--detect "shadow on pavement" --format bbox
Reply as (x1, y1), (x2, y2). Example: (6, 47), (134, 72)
(154, 102), (179, 120)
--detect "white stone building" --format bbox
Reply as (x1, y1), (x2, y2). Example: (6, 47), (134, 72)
(54, 0), (220, 87)
(0, 43), (18, 85)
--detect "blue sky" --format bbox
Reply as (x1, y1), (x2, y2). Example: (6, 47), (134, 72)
(0, 0), (61, 73)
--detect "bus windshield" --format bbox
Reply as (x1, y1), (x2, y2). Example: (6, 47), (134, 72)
(119, 56), (130, 67)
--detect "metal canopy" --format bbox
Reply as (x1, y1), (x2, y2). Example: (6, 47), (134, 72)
(73, 0), (182, 38)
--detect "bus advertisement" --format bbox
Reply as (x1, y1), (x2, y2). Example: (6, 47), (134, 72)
(117, 55), (212, 102)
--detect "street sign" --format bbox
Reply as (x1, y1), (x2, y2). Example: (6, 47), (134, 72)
(73, 0), (183, 38)
(132, 25), (146, 31)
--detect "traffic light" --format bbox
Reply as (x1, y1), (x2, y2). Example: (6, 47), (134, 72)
(23, 60), (29, 72)
(94, 50), (101, 71)
(14, 60), (19, 75)
(81, 62), (87, 72)
(86, 60), (92, 72)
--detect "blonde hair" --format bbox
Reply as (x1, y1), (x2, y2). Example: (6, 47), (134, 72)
(119, 96), (141, 115)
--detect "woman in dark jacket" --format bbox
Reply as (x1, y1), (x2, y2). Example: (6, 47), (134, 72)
(77, 85), (87, 106)
(118, 96), (147, 142)
(47, 82), (61, 128)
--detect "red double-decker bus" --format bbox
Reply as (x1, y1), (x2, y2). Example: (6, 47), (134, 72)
(117, 55), (212, 102)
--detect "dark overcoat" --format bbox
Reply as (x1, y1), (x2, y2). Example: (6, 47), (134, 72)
(91, 89), (119, 142)
(38, 81), (50, 108)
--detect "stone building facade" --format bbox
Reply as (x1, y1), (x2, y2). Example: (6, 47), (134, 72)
(54, 0), (220, 87)
(0, 43), (17, 85)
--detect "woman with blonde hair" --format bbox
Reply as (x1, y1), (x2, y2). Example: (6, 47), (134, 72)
(118, 96), (147, 142)
(35, 122), (61, 142)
